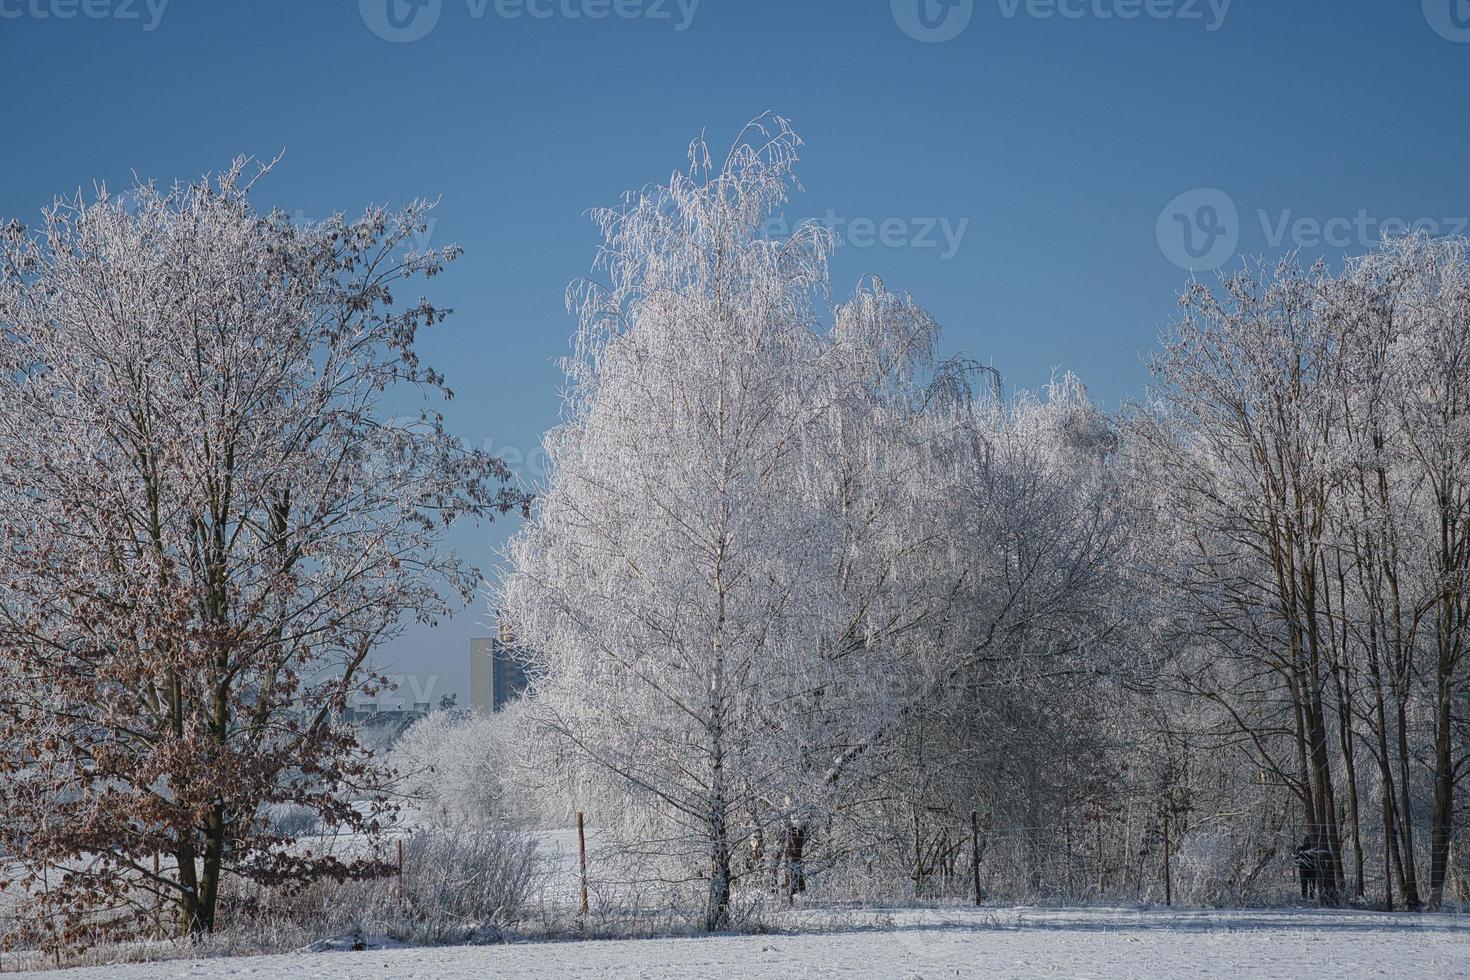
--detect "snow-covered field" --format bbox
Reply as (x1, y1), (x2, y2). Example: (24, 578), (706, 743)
(14, 907), (1466, 979)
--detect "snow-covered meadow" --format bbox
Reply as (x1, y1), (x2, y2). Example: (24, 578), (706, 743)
(14, 907), (1466, 980)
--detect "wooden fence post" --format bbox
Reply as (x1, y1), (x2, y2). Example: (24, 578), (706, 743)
(1162, 812), (1172, 906)
(153, 851), (162, 938)
(970, 810), (982, 907)
(577, 811), (590, 915)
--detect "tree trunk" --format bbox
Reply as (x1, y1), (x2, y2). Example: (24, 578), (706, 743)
(972, 810), (984, 906)
(705, 823), (733, 932)
(197, 805), (227, 934)
(174, 839), (203, 936)
(705, 534), (733, 933)
(782, 821), (808, 902)
(1429, 672), (1454, 910)
(1336, 696), (1366, 900)
(1382, 781), (1395, 912)
(1394, 697), (1424, 910)
(1328, 560), (1366, 900)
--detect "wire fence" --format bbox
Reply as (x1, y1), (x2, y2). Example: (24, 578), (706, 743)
(800, 821), (1468, 910)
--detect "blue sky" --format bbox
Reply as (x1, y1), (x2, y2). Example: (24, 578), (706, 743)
(2, 0), (1465, 703)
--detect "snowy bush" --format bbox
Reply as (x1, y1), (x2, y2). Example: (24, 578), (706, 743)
(209, 826), (544, 952)
(256, 802), (323, 838)
(376, 828), (545, 943)
(389, 710), (521, 827)
(1171, 831), (1240, 907)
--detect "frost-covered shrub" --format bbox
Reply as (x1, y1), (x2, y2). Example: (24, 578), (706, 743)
(1451, 840), (1470, 906)
(256, 802), (322, 838)
(379, 828), (544, 943)
(390, 702), (574, 830)
(216, 826), (543, 950)
(389, 710), (520, 827)
(1171, 831), (1237, 906)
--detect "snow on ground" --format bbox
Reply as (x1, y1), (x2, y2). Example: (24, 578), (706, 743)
(15, 907), (1467, 980)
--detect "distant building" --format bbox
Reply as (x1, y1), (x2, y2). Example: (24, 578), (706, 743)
(471, 623), (530, 712)
(340, 700), (430, 729)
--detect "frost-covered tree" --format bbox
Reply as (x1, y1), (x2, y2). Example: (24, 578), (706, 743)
(498, 114), (1144, 925)
(0, 161), (522, 946)
(1327, 235), (1470, 909)
(499, 118), (966, 930)
(1128, 239), (1470, 911)
(1130, 258), (1354, 904)
(835, 374), (1132, 900)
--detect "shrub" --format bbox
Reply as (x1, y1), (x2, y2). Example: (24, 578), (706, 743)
(222, 826), (544, 950)
(390, 712), (517, 827)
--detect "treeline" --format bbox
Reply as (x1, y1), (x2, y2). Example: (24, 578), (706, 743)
(499, 117), (1470, 928)
(1129, 238), (1469, 910)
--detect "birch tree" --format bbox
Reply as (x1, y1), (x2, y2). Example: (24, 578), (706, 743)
(499, 118), (962, 929)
